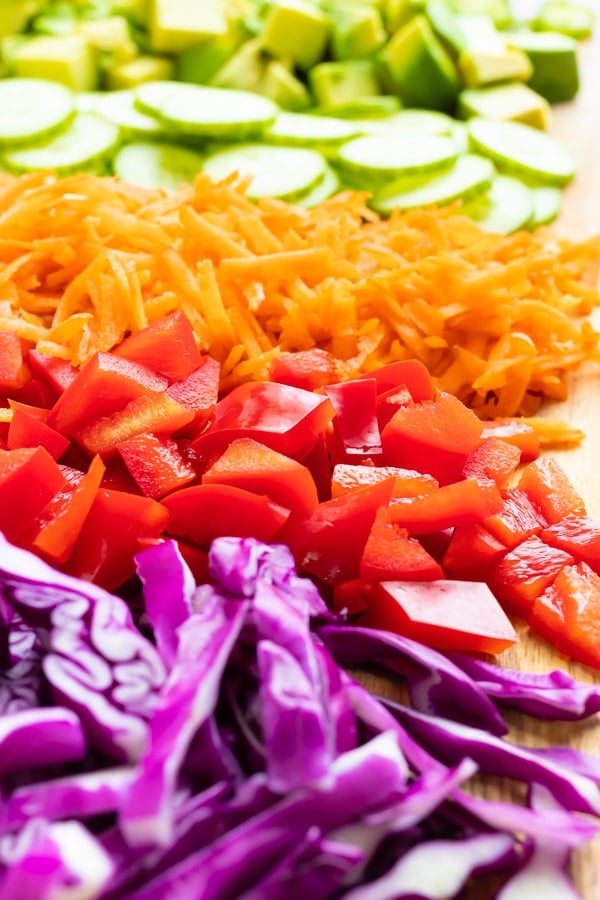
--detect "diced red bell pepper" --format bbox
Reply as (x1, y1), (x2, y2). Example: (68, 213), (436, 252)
(376, 385), (414, 430)
(0, 332), (29, 391)
(202, 437), (319, 516)
(357, 359), (435, 403)
(360, 508), (444, 582)
(64, 487), (169, 590)
(518, 457), (586, 525)
(48, 352), (168, 436)
(331, 463), (438, 499)
(442, 523), (506, 581)
(361, 579), (518, 655)
(277, 477), (396, 585)
(7, 403), (70, 461)
(270, 348), (339, 392)
(0, 446), (66, 543)
(529, 562), (600, 669)
(162, 483), (290, 549)
(462, 436), (521, 488)
(28, 349), (78, 395)
(542, 514), (600, 575)
(166, 356), (220, 417)
(117, 433), (197, 499)
(26, 455), (106, 565)
(325, 379), (382, 459)
(113, 310), (203, 382)
(381, 391), (483, 485)
(489, 534), (575, 618)
(480, 420), (540, 463)
(191, 381), (335, 461)
(331, 580), (370, 616)
(387, 478), (502, 535)
(174, 540), (211, 584)
(483, 487), (548, 550)
(76, 392), (195, 457)
(299, 433), (333, 503)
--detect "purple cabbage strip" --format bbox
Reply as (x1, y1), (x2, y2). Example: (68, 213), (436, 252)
(0, 707), (86, 775)
(135, 540), (194, 666)
(0, 617), (44, 714)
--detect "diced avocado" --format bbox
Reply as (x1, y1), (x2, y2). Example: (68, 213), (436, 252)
(261, 0), (331, 71)
(507, 29), (579, 103)
(311, 96), (402, 118)
(425, 0), (467, 56)
(330, 5), (386, 60)
(308, 59), (381, 108)
(149, 0), (229, 54)
(378, 14), (460, 112)
(532, 1), (594, 40)
(260, 61), (312, 111)
(458, 83), (551, 130)
(106, 54), (174, 90)
(111, 0), (151, 28)
(385, 0), (426, 33)
(176, 35), (239, 84)
(11, 34), (98, 92)
(458, 46), (533, 88)
(78, 17), (139, 66)
(210, 38), (266, 92)
(455, 12), (505, 51)
(30, 1), (79, 36)
(447, 0), (512, 29)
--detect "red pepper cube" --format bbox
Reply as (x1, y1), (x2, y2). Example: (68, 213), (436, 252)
(442, 523), (506, 581)
(331, 580), (370, 617)
(463, 436), (521, 488)
(113, 310), (203, 382)
(387, 478), (502, 535)
(518, 457), (586, 525)
(483, 487), (548, 550)
(381, 392), (483, 485)
(0, 332), (29, 391)
(29, 349), (78, 395)
(0, 446), (66, 543)
(480, 419), (540, 463)
(118, 433), (197, 499)
(357, 359), (435, 403)
(48, 352), (168, 436)
(270, 348), (339, 392)
(542, 514), (600, 575)
(166, 356), (220, 416)
(7, 403), (70, 461)
(325, 379), (382, 461)
(360, 508), (444, 583)
(362, 579), (518, 655)
(489, 534), (575, 619)
(331, 463), (438, 499)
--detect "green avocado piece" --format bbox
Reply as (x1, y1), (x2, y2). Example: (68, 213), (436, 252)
(149, 0), (229, 53)
(261, 0), (331, 71)
(111, 0), (151, 28)
(507, 29), (579, 103)
(308, 59), (381, 108)
(330, 4), (387, 60)
(259, 61), (312, 111)
(458, 46), (533, 87)
(532, 1), (594, 40)
(378, 14), (460, 112)
(425, 0), (467, 56)
(11, 34), (98, 92)
(78, 17), (139, 66)
(210, 38), (266, 92)
(175, 34), (239, 85)
(0, 1), (45, 38)
(106, 54), (174, 90)
(385, 0), (426, 33)
(458, 83), (550, 130)
(447, 0), (512, 29)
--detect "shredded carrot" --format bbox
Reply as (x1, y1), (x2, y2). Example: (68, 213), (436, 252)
(0, 170), (599, 429)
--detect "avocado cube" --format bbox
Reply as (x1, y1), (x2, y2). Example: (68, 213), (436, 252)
(149, 0), (229, 53)
(11, 34), (98, 91)
(308, 59), (381, 107)
(210, 38), (266, 92)
(385, 0), (426, 32)
(78, 17), (139, 65)
(106, 54), (174, 89)
(260, 61), (312, 111)
(176, 36), (239, 84)
(533, 1), (594, 40)
(457, 83), (551, 129)
(111, 0), (151, 27)
(425, 0), (467, 56)
(458, 46), (533, 87)
(261, 0), (331, 71)
(507, 29), (579, 103)
(447, 0), (512, 29)
(330, 5), (387, 60)
(0, 1), (45, 39)
(378, 14), (459, 111)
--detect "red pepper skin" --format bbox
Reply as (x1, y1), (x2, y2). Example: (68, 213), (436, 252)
(7, 403), (70, 461)
(48, 352), (168, 436)
(484, 487), (548, 550)
(542, 514), (600, 575)
(325, 379), (382, 461)
(357, 359), (435, 403)
(359, 508), (444, 582)
(442, 523), (506, 581)
(331, 463), (438, 499)
(202, 437), (319, 517)
(529, 562), (600, 669)
(166, 356), (220, 418)
(0, 446), (66, 543)
(117, 433), (197, 499)
(28, 349), (78, 395)
(480, 420), (540, 463)
(0, 332), (29, 391)
(270, 348), (339, 392)
(489, 535), (575, 619)
(64, 487), (169, 591)
(113, 310), (203, 382)
(381, 392), (483, 485)
(462, 436), (521, 488)
(191, 382), (335, 461)
(277, 478), (396, 585)
(361, 579), (518, 655)
(518, 457), (586, 525)
(375, 385), (414, 430)
(387, 478), (502, 535)
(331, 580), (370, 617)
(162, 483), (290, 549)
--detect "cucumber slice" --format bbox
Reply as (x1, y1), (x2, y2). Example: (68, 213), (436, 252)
(134, 80), (199, 117)
(264, 112), (361, 149)
(311, 97), (402, 119)
(462, 174), (534, 234)
(371, 153), (495, 215)
(467, 117), (576, 185)
(202, 143), (328, 202)
(297, 164), (341, 208)
(112, 141), (204, 191)
(529, 185), (562, 228)
(336, 133), (459, 181)
(95, 90), (164, 138)
(2, 112), (120, 175)
(356, 109), (455, 136)
(0, 78), (75, 145)
(157, 85), (278, 139)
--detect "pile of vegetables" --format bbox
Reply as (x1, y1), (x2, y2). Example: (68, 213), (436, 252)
(1, 533), (600, 897)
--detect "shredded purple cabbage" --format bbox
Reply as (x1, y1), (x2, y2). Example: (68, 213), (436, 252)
(0, 532), (598, 898)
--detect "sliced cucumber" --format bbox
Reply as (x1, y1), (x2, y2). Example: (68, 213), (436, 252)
(264, 112), (361, 149)
(297, 164), (341, 208)
(355, 109), (456, 136)
(311, 96), (402, 119)
(462, 174), (534, 234)
(94, 90), (164, 138)
(112, 141), (204, 191)
(336, 133), (459, 181)
(2, 112), (120, 175)
(134, 80), (200, 118)
(467, 116), (576, 185)
(202, 143), (328, 202)
(371, 153), (495, 215)
(0, 78), (75, 145)
(529, 185), (562, 228)
(156, 85), (278, 140)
